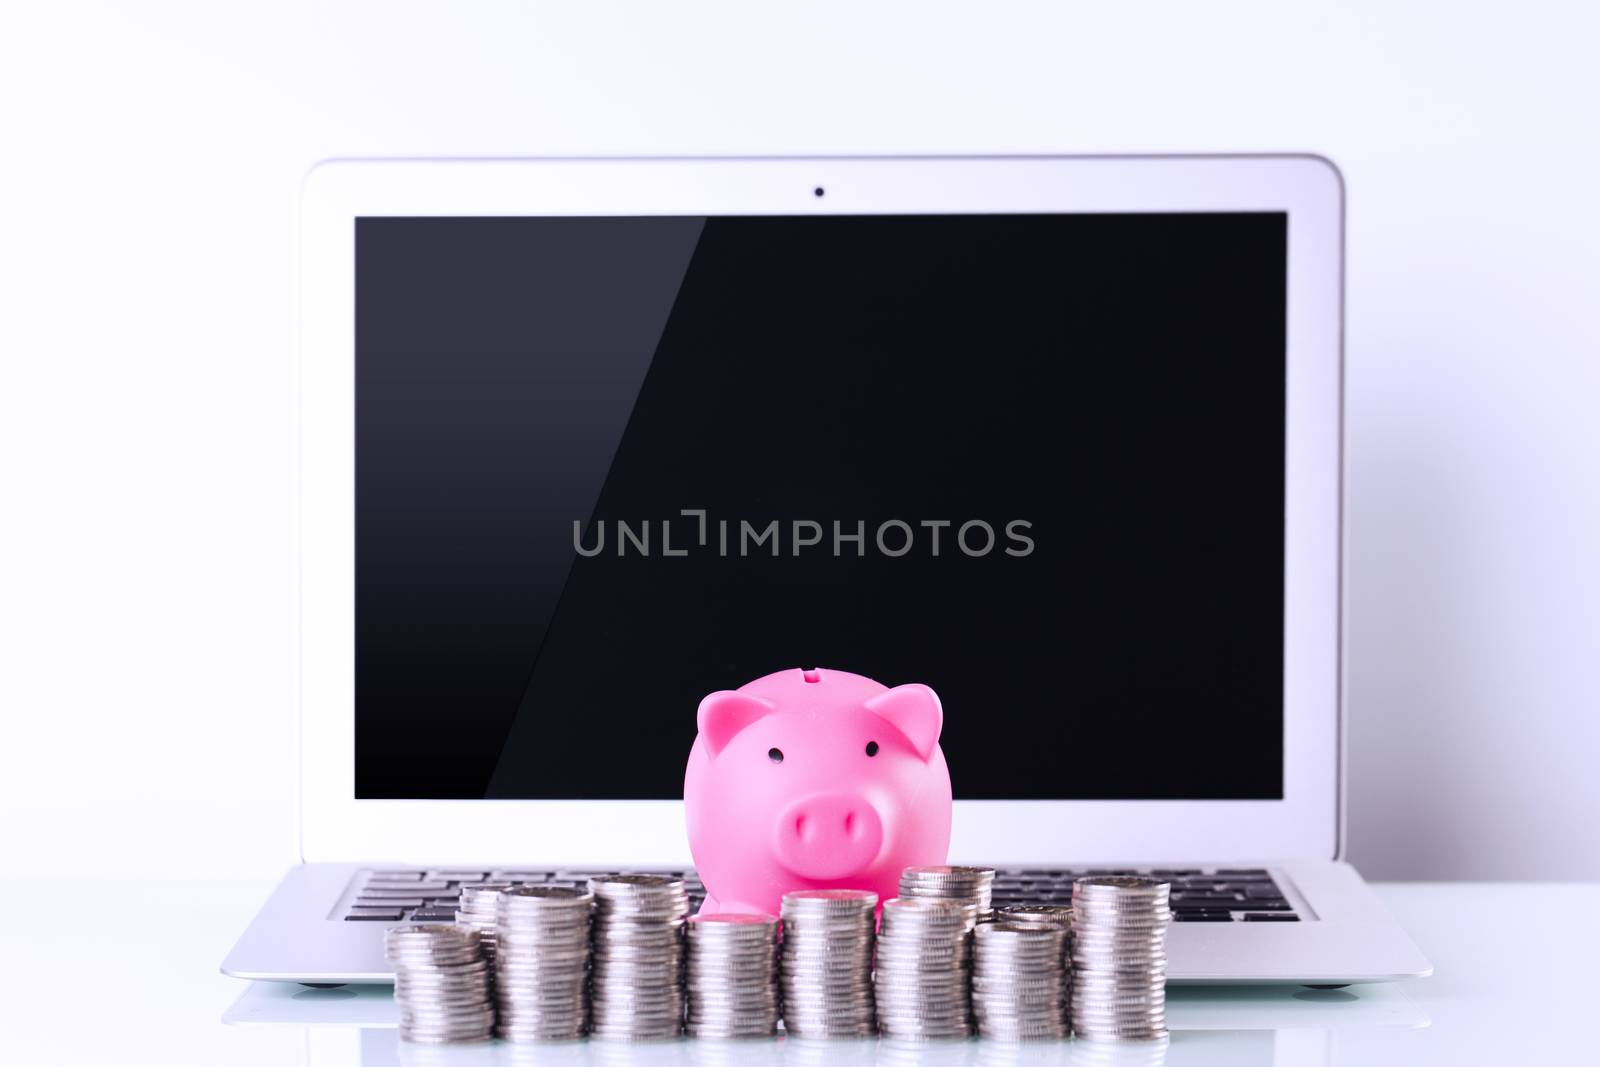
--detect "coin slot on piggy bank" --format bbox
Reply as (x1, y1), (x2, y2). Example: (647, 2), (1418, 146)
(683, 667), (954, 918)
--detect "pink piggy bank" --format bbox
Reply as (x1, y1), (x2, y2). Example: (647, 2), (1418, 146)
(684, 667), (952, 917)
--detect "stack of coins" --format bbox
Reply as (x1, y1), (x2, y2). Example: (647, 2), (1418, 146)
(685, 913), (780, 1038)
(385, 924), (495, 1044)
(994, 904), (1074, 1029)
(454, 883), (514, 961)
(1069, 876), (1170, 1042)
(899, 866), (996, 921)
(874, 897), (977, 1040)
(970, 922), (1069, 1041)
(494, 885), (593, 1041)
(779, 889), (878, 1038)
(995, 903), (1074, 931)
(588, 874), (691, 1040)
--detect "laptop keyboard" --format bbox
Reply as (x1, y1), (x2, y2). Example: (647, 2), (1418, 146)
(341, 867), (1297, 923)
(991, 868), (1299, 922)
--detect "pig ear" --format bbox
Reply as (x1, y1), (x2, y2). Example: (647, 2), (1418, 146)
(865, 684), (943, 761)
(697, 691), (778, 757)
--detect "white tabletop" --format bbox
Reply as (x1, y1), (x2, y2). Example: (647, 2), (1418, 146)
(1, 880), (1591, 1065)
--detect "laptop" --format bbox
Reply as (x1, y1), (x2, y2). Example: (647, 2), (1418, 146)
(222, 155), (1431, 987)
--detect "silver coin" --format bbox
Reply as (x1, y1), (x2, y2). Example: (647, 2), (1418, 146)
(969, 908), (1068, 1041)
(782, 888), (878, 906)
(1071, 927), (1169, 942)
(387, 943), (484, 959)
(1071, 992), (1168, 1008)
(874, 897), (973, 1040)
(501, 884), (594, 905)
(491, 883), (594, 1040)
(899, 866), (995, 922)
(387, 967), (488, 981)
(458, 883), (514, 903)
(387, 924), (483, 943)
(386, 924), (496, 1046)
(577, 872), (690, 1040)
(779, 889), (878, 1038)
(900, 865), (996, 880)
(393, 984), (493, 1002)
(1072, 990), (1167, 1004)
(996, 904), (1074, 923)
(1073, 1018), (1171, 1029)
(686, 910), (780, 1039)
(1066, 877), (1172, 1042)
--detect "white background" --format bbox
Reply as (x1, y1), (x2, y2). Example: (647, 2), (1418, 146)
(0, 1), (1595, 883)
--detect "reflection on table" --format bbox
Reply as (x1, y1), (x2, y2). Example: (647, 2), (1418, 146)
(227, 979), (1427, 1067)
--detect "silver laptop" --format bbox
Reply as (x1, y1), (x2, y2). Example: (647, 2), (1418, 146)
(222, 156), (1430, 986)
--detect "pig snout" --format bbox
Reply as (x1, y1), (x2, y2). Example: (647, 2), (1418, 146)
(773, 793), (885, 880)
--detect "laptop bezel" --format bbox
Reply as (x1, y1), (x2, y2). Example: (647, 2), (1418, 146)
(298, 155), (1343, 866)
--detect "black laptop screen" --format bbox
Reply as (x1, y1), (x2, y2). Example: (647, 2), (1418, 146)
(354, 214), (1287, 800)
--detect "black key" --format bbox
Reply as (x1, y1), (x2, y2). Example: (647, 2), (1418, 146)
(1172, 908), (1238, 918)
(356, 897), (423, 909)
(1237, 898), (1292, 911)
(1214, 868), (1268, 876)
(411, 907), (459, 921)
(1151, 869), (1201, 877)
(1174, 911), (1234, 922)
(1175, 885), (1242, 896)
(1174, 893), (1244, 905)
(1242, 913), (1299, 922)
(345, 908), (404, 921)
(1245, 885), (1286, 899)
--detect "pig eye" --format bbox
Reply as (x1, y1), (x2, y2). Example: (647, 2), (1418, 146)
(768, 748), (784, 764)
(865, 741), (880, 757)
